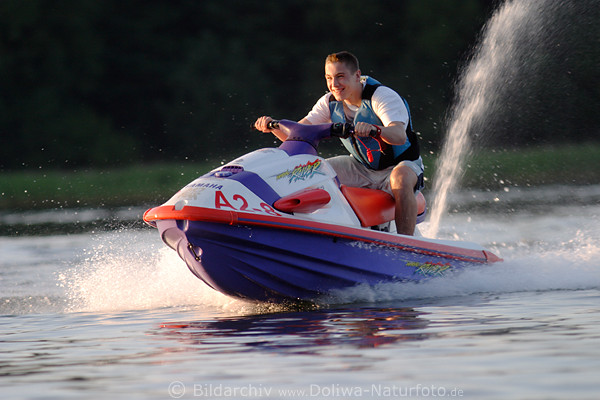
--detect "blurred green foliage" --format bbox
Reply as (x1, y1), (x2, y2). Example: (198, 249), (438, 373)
(0, 0), (597, 171)
(3, 142), (598, 211)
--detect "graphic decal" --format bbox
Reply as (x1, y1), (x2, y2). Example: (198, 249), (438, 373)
(407, 261), (453, 276)
(275, 159), (324, 184)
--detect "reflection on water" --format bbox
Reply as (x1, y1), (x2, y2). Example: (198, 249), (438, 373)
(156, 308), (431, 353)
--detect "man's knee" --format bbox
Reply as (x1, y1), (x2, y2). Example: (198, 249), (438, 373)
(390, 165), (417, 192)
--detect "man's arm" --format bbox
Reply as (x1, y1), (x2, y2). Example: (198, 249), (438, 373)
(368, 86), (410, 145)
(254, 116), (286, 141)
(354, 121), (407, 145)
(379, 121), (407, 145)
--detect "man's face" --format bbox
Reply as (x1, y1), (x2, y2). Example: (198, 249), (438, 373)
(325, 62), (360, 102)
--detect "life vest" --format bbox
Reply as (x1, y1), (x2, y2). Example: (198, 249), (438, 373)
(328, 77), (420, 170)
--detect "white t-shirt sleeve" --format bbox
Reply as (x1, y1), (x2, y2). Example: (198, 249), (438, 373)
(303, 93), (333, 124)
(372, 86), (409, 127)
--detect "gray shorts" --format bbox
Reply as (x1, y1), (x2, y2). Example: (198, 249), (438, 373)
(327, 155), (424, 195)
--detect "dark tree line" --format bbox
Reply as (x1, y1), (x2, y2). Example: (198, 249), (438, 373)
(0, 0), (597, 171)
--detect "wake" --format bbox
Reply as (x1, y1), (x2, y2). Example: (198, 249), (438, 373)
(329, 217), (600, 304)
(59, 208), (599, 311)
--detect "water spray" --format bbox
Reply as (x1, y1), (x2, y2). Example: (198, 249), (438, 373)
(426, 0), (552, 238)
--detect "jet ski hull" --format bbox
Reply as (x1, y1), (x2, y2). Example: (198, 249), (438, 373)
(153, 208), (499, 303)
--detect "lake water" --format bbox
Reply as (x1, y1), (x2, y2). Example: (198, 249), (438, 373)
(1, 185), (599, 399)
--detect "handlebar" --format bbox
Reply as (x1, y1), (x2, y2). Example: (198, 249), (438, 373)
(260, 120), (377, 139)
(253, 119), (383, 159)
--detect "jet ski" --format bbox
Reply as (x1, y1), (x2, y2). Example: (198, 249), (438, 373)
(144, 120), (502, 303)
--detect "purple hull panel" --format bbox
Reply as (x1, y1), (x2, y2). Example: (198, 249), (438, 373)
(157, 219), (475, 302)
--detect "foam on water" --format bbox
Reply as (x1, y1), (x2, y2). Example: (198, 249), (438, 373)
(58, 230), (282, 315)
(329, 193), (600, 304)
(55, 200), (599, 311)
(327, 227), (600, 304)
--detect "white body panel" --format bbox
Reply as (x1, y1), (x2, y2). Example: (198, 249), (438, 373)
(165, 148), (362, 227)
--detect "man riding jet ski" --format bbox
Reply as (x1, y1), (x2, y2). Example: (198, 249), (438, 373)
(255, 51), (424, 235)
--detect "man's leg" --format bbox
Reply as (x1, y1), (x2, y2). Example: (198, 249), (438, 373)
(389, 165), (418, 235)
(327, 155), (371, 187)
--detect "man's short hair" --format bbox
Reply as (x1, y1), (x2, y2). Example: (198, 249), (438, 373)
(325, 51), (360, 72)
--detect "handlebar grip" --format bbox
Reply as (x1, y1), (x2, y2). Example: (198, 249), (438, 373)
(252, 119), (280, 132)
(330, 122), (349, 138)
(369, 125), (382, 138)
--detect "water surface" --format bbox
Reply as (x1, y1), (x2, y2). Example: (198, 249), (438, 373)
(1, 185), (599, 399)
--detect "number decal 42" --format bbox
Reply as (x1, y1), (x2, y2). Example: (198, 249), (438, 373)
(214, 191), (280, 216)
